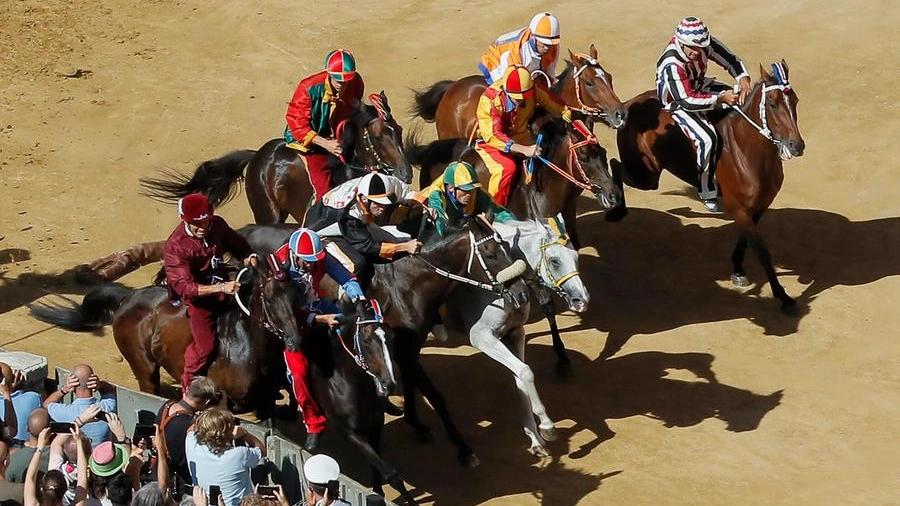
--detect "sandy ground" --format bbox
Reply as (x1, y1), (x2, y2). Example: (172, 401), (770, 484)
(2, 0), (899, 504)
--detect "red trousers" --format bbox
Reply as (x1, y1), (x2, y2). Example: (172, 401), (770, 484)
(182, 302), (223, 391)
(299, 152), (332, 202)
(283, 349), (327, 434)
(474, 142), (519, 207)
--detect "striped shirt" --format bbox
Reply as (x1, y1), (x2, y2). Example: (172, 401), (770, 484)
(655, 36), (749, 112)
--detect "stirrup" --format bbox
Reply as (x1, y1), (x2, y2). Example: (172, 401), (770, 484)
(702, 198), (722, 213)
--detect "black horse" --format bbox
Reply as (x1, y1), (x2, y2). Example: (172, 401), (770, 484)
(140, 93), (412, 224)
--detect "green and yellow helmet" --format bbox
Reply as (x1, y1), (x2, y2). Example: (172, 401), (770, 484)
(443, 161), (481, 191)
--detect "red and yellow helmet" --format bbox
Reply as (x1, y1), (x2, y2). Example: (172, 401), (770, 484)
(502, 66), (535, 101)
(324, 49), (357, 82)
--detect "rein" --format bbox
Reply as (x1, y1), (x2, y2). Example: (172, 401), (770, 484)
(333, 299), (385, 377)
(531, 120), (599, 192)
(727, 81), (793, 148)
(233, 267), (286, 339)
(346, 119), (400, 176)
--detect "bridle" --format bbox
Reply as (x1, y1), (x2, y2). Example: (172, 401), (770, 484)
(342, 118), (403, 176)
(725, 63), (796, 158)
(415, 218), (527, 297)
(536, 231), (580, 297)
(570, 55), (613, 120)
(334, 299), (390, 379)
(233, 268), (287, 340)
(529, 119), (603, 193)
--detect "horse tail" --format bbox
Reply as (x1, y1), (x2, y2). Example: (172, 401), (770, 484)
(139, 149), (256, 207)
(410, 80), (454, 122)
(28, 285), (134, 331)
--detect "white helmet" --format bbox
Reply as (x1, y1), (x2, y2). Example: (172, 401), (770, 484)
(528, 12), (560, 45)
(675, 16), (711, 48)
(357, 173), (397, 205)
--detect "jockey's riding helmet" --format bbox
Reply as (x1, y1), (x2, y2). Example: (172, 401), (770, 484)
(529, 12), (560, 45)
(178, 193), (214, 224)
(289, 228), (326, 262)
(675, 16), (710, 48)
(325, 49), (357, 82)
(503, 66), (535, 101)
(443, 161), (481, 191)
(357, 173), (396, 205)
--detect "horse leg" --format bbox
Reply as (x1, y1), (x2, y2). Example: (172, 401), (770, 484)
(605, 158), (629, 222)
(394, 333), (434, 443)
(561, 199), (581, 250)
(730, 235), (750, 287)
(410, 360), (479, 467)
(470, 317), (555, 456)
(738, 216), (796, 312)
(541, 300), (571, 376)
(344, 431), (418, 506)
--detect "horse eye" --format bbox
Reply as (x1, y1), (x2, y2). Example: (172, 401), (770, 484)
(585, 80), (594, 88)
(769, 102), (778, 109)
(550, 259), (561, 268)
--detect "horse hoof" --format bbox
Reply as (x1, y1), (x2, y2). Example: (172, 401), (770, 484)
(731, 274), (750, 287)
(539, 426), (558, 442)
(529, 445), (550, 458)
(605, 205), (628, 222)
(459, 453), (480, 468)
(415, 429), (435, 444)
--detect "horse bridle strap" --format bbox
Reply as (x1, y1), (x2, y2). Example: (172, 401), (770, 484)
(233, 267), (286, 339)
(571, 57), (608, 118)
(727, 82), (792, 145)
(538, 238), (580, 291)
(531, 122), (597, 192)
(414, 230), (526, 294)
(333, 300), (385, 377)
(346, 120), (399, 176)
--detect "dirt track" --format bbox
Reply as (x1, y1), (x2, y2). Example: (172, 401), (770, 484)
(1, 1), (899, 504)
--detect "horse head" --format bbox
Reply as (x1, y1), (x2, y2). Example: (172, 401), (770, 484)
(234, 259), (303, 352)
(464, 213), (530, 308)
(537, 116), (623, 209)
(752, 60), (805, 159)
(565, 45), (627, 129)
(536, 215), (589, 313)
(338, 92), (412, 184)
(333, 297), (397, 398)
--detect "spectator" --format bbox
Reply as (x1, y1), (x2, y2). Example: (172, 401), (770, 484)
(0, 375), (18, 445)
(0, 363), (41, 445)
(185, 408), (265, 506)
(6, 408), (50, 482)
(0, 441), (25, 504)
(44, 366), (117, 449)
(24, 426), (87, 506)
(132, 483), (168, 506)
(87, 435), (142, 504)
(154, 377), (219, 486)
(302, 455), (350, 506)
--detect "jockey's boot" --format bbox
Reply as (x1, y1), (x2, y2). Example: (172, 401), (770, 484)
(702, 198), (722, 213)
(305, 432), (321, 451)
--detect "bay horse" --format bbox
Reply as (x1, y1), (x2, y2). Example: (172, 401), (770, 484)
(610, 61), (805, 312)
(140, 92), (412, 225)
(411, 45), (627, 139)
(28, 261), (303, 419)
(408, 116), (622, 250)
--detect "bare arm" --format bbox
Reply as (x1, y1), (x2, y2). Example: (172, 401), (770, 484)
(1, 380), (17, 440)
(24, 428), (51, 506)
(73, 425), (89, 506)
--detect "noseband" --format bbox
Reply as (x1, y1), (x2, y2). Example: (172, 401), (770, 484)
(537, 234), (580, 296)
(725, 65), (795, 157)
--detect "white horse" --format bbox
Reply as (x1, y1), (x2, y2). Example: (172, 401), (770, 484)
(436, 216), (588, 457)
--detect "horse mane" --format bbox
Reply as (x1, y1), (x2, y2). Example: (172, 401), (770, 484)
(552, 64), (574, 95)
(328, 104), (380, 172)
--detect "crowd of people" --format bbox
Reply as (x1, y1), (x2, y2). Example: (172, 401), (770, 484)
(0, 364), (355, 506)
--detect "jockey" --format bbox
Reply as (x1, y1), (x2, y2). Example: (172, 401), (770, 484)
(419, 161), (516, 235)
(479, 12), (561, 88)
(163, 193), (259, 391)
(271, 228), (365, 451)
(303, 172), (424, 287)
(285, 49), (365, 201)
(474, 65), (573, 207)
(656, 16), (751, 213)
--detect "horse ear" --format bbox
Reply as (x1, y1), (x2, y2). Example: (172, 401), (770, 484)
(759, 63), (770, 81)
(589, 44), (598, 60)
(265, 253), (286, 281)
(567, 48), (577, 63)
(781, 59), (790, 79)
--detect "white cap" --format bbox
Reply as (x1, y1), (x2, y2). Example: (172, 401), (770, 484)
(304, 454), (341, 484)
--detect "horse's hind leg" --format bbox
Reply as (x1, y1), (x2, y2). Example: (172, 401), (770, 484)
(730, 235), (750, 287)
(737, 216), (796, 312)
(345, 431), (418, 506)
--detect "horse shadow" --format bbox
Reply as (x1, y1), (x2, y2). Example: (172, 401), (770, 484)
(560, 202), (900, 357)
(360, 343), (779, 505)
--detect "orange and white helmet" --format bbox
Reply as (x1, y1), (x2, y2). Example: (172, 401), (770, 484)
(529, 12), (560, 45)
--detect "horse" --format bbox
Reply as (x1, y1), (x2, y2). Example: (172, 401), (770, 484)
(610, 61), (805, 312)
(28, 260), (303, 419)
(407, 115), (622, 250)
(303, 297), (418, 505)
(411, 46), (627, 139)
(139, 92), (412, 225)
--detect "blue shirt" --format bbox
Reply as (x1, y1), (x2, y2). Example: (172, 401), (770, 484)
(47, 396), (117, 448)
(0, 390), (42, 441)
(185, 432), (263, 506)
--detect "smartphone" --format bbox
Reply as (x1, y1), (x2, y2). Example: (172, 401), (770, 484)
(94, 411), (110, 422)
(133, 424), (155, 446)
(49, 421), (76, 434)
(181, 484), (195, 497)
(208, 485), (221, 506)
(256, 485), (278, 498)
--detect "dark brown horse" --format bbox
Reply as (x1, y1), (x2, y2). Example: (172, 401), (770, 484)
(140, 92), (412, 224)
(408, 115), (622, 249)
(610, 60), (805, 311)
(28, 261), (304, 418)
(411, 46), (627, 139)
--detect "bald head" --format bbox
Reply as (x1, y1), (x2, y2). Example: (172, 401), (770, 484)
(27, 408), (50, 438)
(71, 364), (94, 397)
